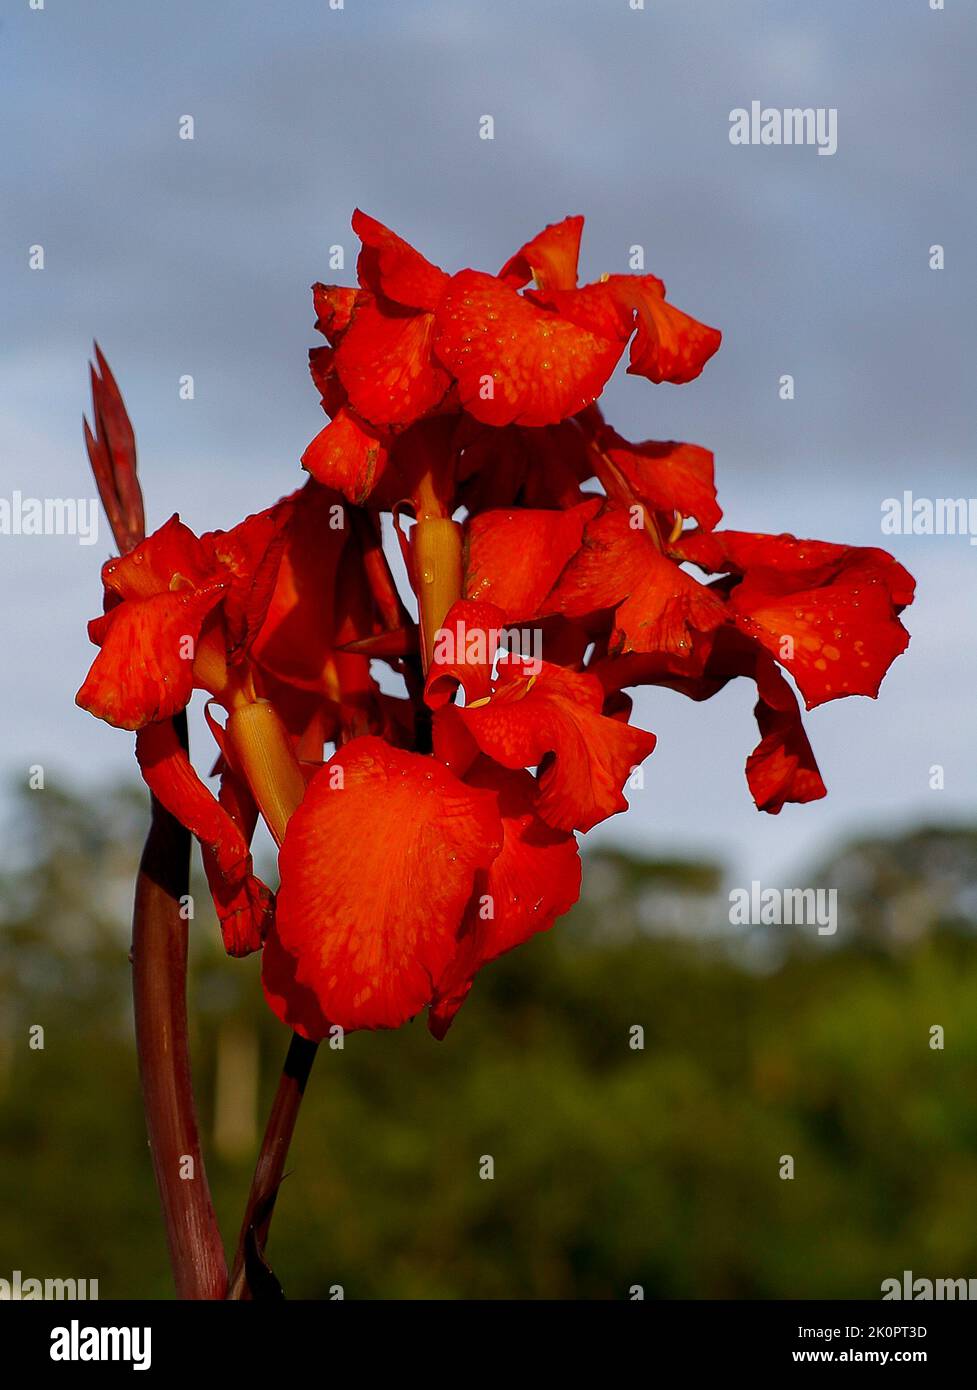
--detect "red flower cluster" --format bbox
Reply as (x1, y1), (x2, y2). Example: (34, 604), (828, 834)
(78, 214), (914, 1039)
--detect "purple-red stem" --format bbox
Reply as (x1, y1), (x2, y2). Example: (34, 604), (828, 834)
(131, 712), (228, 1299)
(227, 1032), (319, 1299)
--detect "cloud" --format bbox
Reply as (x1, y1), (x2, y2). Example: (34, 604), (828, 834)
(2, 0), (973, 874)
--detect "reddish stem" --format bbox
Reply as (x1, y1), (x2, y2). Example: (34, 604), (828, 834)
(131, 712), (228, 1299)
(227, 1032), (319, 1299)
(86, 348), (227, 1297)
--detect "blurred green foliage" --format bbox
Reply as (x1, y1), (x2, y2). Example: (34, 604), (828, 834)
(1, 779), (976, 1299)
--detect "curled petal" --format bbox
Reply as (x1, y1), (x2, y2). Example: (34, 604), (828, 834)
(101, 514), (214, 603)
(747, 657), (827, 814)
(77, 581), (226, 730)
(136, 719), (274, 956)
(543, 274), (721, 385)
(302, 409), (391, 504)
(424, 598), (507, 709)
(264, 737), (503, 1034)
(445, 656), (657, 834)
(312, 283), (359, 343)
(625, 282), (723, 385)
(498, 215), (585, 295)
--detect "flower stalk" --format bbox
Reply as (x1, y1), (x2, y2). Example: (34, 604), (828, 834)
(85, 350), (228, 1298)
(226, 1032), (319, 1300)
(131, 713), (229, 1299)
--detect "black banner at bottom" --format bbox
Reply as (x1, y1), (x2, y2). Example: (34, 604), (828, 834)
(0, 1298), (970, 1374)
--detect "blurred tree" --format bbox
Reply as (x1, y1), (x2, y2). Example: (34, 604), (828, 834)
(1, 779), (976, 1298)
(807, 826), (977, 950)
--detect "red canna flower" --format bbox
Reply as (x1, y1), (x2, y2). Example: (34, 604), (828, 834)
(77, 211), (914, 1048)
(302, 210), (721, 506)
(75, 208), (918, 1302)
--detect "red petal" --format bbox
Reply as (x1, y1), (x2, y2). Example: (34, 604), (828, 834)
(464, 501), (600, 618)
(202, 495), (296, 657)
(352, 209), (450, 311)
(77, 581), (226, 730)
(334, 296), (451, 427)
(613, 561), (726, 660)
(539, 502), (643, 616)
(447, 655), (658, 833)
(429, 762), (581, 1038)
(592, 627), (827, 815)
(540, 281), (635, 340)
(264, 737), (502, 1034)
(730, 574), (910, 710)
(746, 657), (827, 814)
(250, 482), (352, 695)
(684, 530), (916, 610)
(498, 215), (585, 294)
(695, 533), (916, 710)
(312, 283), (359, 343)
(433, 270), (625, 427)
(136, 720), (274, 956)
(542, 274), (722, 385)
(599, 430), (722, 531)
(101, 514), (215, 603)
(424, 598), (504, 709)
(301, 409), (391, 504)
(541, 503), (725, 660)
(308, 346), (346, 415)
(625, 280), (722, 385)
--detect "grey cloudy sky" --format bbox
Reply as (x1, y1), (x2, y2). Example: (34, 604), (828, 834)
(1, 0), (974, 884)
